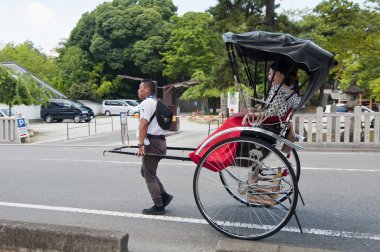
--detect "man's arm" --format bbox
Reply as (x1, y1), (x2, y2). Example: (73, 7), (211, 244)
(139, 119), (148, 146)
(137, 118), (148, 156)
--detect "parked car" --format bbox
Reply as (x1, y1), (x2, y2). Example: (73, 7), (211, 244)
(323, 104), (348, 113)
(102, 100), (130, 116)
(40, 99), (95, 123)
(118, 99), (140, 115)
(0, 108), (17, 117)
(323, 104), (375, 128)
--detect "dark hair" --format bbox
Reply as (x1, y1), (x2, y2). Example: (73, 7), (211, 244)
(142, 79), (156, 93)
(269, 62), (289, 75)
(270, 61), (295, 86)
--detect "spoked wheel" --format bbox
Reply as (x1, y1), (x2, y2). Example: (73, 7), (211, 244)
(193, 137), (298, 240)
(287, 149), (301, 182)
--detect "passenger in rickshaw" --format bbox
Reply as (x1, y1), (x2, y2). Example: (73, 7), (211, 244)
(190, 62), (300, 164)
(241, 61), (300, 126)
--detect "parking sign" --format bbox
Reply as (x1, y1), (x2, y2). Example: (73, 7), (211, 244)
(16, 118), (29, 138)
(17, 118), (26, 128)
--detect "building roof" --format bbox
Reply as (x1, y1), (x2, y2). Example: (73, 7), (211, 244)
(342, 81), (364, 94)
(0, 62), (66, 98)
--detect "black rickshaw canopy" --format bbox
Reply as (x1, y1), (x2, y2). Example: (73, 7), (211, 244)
(222, 30), (337, 111)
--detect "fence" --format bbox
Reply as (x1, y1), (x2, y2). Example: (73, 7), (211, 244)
(0, 118), (20, 143)
(293, 106), (380, 148)
(66, 116), (115, 140)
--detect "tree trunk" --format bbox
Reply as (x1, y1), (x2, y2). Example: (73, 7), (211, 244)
(266, 0), (275, 29)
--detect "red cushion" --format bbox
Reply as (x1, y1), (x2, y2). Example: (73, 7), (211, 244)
(189, 116), (242, 172)
(189, 109), (292, 172)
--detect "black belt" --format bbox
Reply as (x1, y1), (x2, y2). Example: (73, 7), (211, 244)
(147, 134), (166, 140)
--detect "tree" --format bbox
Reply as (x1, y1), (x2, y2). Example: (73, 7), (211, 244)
(58, 0), (177, 99)
(209, 0), (266, 33)
(0, 66), (49, 115)
(0, 41), (58, 85)
(161, 12), (222, 81)
(297, 0), (380, 100)
(180, 70), (220, 114)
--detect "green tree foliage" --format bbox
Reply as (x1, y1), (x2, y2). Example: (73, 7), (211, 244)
(56, 46), (92, 92)
(208, 0), (267, 32)
(0, 66), (49, 113)
(161, 12), (223, 81)
(298, 0), (380, 100)
(0, 42), (58, 84)
(58, 0), (177, 99)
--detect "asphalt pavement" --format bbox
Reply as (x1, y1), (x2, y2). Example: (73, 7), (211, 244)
(0, 116), (379, 251)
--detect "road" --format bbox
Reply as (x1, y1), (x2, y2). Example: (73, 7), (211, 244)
(0, 119), (380, 251)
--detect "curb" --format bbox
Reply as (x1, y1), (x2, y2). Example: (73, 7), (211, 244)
(0, 219), (128, 252)
(215, 240), (339, 252)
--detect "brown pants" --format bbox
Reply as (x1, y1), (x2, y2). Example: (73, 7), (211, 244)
(141, 137), (167, 207)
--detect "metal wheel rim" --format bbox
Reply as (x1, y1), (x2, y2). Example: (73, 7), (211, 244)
(74, 115), (80, 123)
(45, 115), (53, 123)
(193, 137), (298, 240)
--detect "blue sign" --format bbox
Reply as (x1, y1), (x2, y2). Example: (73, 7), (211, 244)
(17, 118), (26, 128)
(120, 112), (126, 118)
(120, 112), (127, 124)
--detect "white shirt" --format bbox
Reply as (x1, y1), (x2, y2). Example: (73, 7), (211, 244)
(138, 97), (165, 136)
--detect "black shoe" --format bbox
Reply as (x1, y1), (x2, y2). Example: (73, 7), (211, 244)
(162, 193), (173, 208)
(142, 205), (165, 215)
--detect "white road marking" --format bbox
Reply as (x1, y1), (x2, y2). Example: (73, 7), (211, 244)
(0, 201), (379, 241)
(38, 158), (380, 172)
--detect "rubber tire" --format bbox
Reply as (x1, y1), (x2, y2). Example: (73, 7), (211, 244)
(193, 136), (298, 241)
(85, 119), (91, 122)
(289, 148), (301, 182)
(73, 115), (81, 123)
(105, 110), (111, 116)
(45, 115), (54, 123)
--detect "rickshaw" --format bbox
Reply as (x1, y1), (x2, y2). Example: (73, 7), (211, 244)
(105, 31), (336, 240)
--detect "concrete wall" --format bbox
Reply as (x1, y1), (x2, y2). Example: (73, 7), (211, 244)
(0, 219), (128, 252)
(0, 104), (41, 120)
(0, 101), (103, 120)
(78, 100), (102, 116)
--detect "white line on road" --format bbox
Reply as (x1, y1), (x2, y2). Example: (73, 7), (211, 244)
(0, 201), (379, 241)
(38, 158), (380, 172)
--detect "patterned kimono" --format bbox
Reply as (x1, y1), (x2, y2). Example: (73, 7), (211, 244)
(264, 85), (300, 117)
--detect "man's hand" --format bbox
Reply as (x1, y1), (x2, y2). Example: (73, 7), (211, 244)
(136, 145), (145, 157)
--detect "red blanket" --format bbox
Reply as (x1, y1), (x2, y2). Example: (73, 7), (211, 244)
(189, 115), (243, 172)
(189, 111), (291, 172)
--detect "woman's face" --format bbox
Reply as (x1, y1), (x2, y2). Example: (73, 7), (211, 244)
(268, 68), (285, 85)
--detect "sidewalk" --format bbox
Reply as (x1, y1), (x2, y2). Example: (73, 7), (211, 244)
(28, 116), (136, 145)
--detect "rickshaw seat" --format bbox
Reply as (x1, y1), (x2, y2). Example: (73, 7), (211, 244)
(189, 109), (292, 171)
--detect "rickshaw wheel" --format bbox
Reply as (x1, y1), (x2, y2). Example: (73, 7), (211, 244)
(193, 137), (298, 240)
(288, 148), (301, 182)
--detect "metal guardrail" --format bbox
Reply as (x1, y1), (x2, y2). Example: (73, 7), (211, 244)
(66, 122), (90, 141)
(94, 116), (114, 135)
(208, 119), (220, 136)
(66, 116), (114, 140)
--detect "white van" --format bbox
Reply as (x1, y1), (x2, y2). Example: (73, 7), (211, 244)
(102, 100), (129, 116)
(118, 99), (140, 116)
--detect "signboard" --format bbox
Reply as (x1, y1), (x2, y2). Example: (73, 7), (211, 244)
(120, 112), (127, 124)
(227, 92), (239, 115)
(17, 118), (29, 138)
